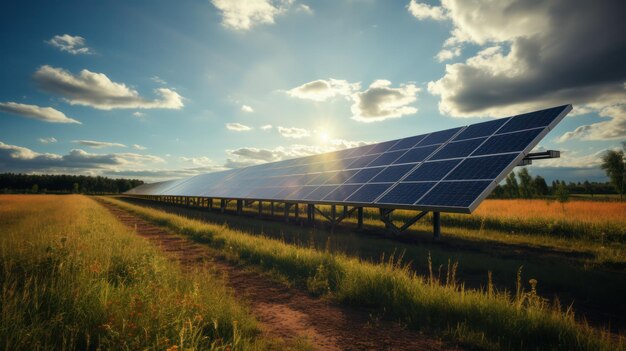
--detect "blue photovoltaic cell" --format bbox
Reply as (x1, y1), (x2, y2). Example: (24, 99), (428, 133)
(378, 182), (435, 205)
(285, 186), (317, 200)
(473, 128), (543, 156)
(306, 172), (336, 185)
(367, 150), (406, 167)
(347, 154), (380, 169)
(417, 127), (462, 146)
(388, 134), (428, 151)
(418, 181), (492, 208)
(430, 138), (487, 160)
(498, 105), (567, 133)
(453, 118), (509, 141)
(324, 170), (358, 185)
(393, 145), (439, 164)
(323, 184), (363, 202)
(445, 154), (518, 180)
(343, 143), (377, 158)
(404, 159), (461, 181)
(345, 167), (384, 183)
(346, 183), (393, 203)
(304, 185), (339, 201)
(365, 139), (400, 155)
(371, 164), (416, 183)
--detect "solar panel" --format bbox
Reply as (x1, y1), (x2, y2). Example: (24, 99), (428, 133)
(126, 104), (572, 213)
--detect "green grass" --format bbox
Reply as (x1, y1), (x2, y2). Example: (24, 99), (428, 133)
(0, 195), (288, 350)
(102, 196), (624, 351)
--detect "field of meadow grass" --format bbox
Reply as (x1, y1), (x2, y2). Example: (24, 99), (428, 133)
(102, 196), (624, 351)
(0, 195), (298, 350)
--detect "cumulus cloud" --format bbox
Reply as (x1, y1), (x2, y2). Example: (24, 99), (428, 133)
(151, 76), (166, 84)
(557, 105), (626, 142)
(0, 141), (164, 173)
(132, 112), (145, 118)
(435, 47), (461, 62)
(407, 1), (448, 21)
(277, 126), (310, 138)
(132, 144), (147, 150)
(287, 78), (419, 122)
(241, 104), (254, 112)
(419, 0), (626, 125)
(226, 122), (252, 131)
(0, 102), (80, 124)
(225, 140), (371, 168)
(34, 65), (184, 110)
(180, 156), (215, 166)
(351, 80), (419, 122)
(211, 0), (296, 30)
(260, 124), (273, 130)
(73, 140), (127, 149)
(38, 137), (57, 144)
(46, 34), (92, 55)
(287, 79), (360, 102)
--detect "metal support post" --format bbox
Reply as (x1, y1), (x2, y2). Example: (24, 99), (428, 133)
(433, 211), (441, 239)
(343, 205), (348, 218)
(236, 200), (243, 215)
(220, 199), (226, 213)
(357, 207), (364, 230)
(258, 201), (263, 216)
(270, 202), (275, 216)
(294, 203), (299, 219)
(284, 203), (291, 223)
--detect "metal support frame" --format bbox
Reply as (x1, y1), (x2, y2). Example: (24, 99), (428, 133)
(357, 207), (364, 230)
(258, 201), (263, 216)
(284, 203), (292, 223)
(236, 199), (243, 215)
(312, 204), (358, 228)
(379, 208), (436, 237)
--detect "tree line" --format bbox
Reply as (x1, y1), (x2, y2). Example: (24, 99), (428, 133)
(0, 173), (144, 194)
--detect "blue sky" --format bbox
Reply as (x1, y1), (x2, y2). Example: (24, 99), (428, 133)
(1, 0), (624, 182)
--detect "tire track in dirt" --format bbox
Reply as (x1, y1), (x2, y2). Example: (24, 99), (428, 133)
(99, 200), (461, 351)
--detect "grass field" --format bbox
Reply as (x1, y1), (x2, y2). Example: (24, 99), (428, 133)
(0, 195), (296, 350)
(101, 196), (624, 351)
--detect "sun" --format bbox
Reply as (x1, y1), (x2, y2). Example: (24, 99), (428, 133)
(319, 131), (330, 142)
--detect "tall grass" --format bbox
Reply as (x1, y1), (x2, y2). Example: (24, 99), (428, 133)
(393, 199), (626, 243)
(102, 196), (623, 351)
(0, 195), (268, 350)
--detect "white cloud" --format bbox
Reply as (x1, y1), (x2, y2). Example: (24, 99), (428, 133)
(132, 111), (145, 118)
(241, 104), (254, 112)
(534, 148), (617, 168)
(557, 105), (626, 142)
(421, 0), (626, 124)
(34, 65), (184, 110)
(296, 4), (313, 14)
(287, 79), (360, 102)
(226, 122), (252, 131)
(180, 156), (215, 166)
(278, 126), (310, 138)
(436, 47), (461, 62)
(38, 137), (57, 144)
(225, 140), (371, 168)
(46, 34), (92, 55)
(0, 141), (164, 174)
(260, 124), (273, 130)
(351, 80), (420, 122)
(73, 140), (127, 149)
(0, 102), (81, 124)
(132, 144), (147, 150)
(407, 1), (448, 21)
(211, 0), (294, 30)
(151, 76), (166, 84)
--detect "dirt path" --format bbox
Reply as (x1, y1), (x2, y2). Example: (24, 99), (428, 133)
(99, 200), (460, 351)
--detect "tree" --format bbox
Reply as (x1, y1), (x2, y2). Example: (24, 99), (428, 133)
(517, 168), (533, 198)
(504, 172), (519, 198)
(73, 182), (80, 194)
(601, 148), (625, 201)
(555, 183), (570, 210)
(583, 180), (593, 197)
(533, 176), (549, 196)
(31, 184), (39, 194)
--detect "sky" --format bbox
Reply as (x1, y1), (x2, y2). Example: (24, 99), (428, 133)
(1, 0), (624, 183)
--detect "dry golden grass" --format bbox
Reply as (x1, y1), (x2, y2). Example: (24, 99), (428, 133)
(474, 199), (626, 224)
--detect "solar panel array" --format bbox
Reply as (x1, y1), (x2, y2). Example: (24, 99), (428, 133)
(126, 105), (571, 213)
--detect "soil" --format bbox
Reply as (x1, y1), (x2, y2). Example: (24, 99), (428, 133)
(98, 200), (461, 351)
